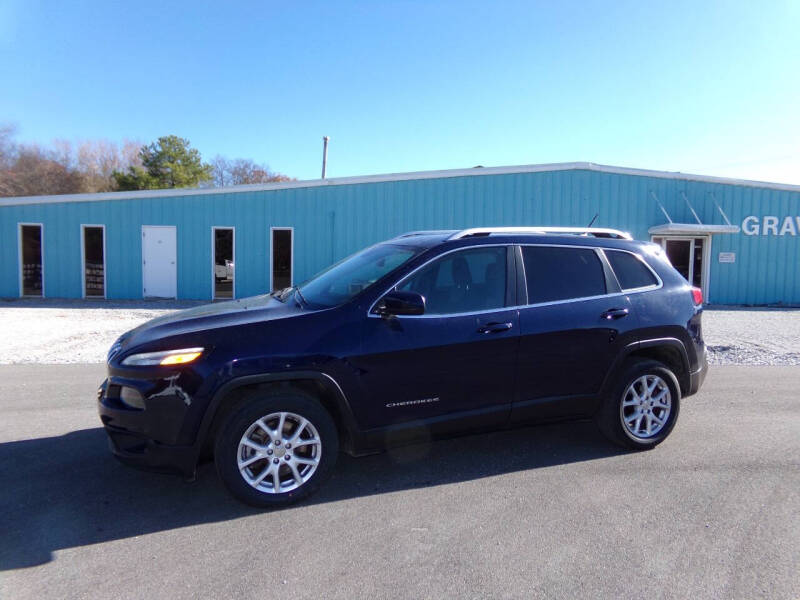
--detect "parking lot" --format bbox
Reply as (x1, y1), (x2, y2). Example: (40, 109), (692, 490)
(1, 363), (798, 599)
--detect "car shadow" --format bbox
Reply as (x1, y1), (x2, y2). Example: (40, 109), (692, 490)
(0, 421), (625, 570)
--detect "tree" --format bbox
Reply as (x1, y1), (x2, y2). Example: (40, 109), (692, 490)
(0, 126), (292, 197)
(76, 139), (142, 193)
(113, 135), (213, 191)
(0, 124), (16, 171)
(0, 125), (144, 197)
(0, 128), (83, 197)
(210, 155), (232, 187)
(211, 155), (293, 187)
(0, 147), (84, 197)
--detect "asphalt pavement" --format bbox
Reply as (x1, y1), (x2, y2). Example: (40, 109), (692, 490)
(0, 364), (798, 599)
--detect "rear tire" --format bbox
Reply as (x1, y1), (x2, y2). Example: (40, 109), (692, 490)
(214, 390), (339, 507)
(596, 359), (680, 450)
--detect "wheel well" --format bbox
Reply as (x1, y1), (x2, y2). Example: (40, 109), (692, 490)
(202, 379), (352, 457)
(627, 345), (689, 394)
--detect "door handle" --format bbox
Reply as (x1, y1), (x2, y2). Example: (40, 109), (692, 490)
(477, 322), (513, 334)
(601, 308), (629, 320)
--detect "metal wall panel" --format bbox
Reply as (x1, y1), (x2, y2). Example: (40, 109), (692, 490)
(1, 168), (799, 304)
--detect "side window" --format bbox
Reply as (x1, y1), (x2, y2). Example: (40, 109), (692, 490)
(605, 250), (658, 290)
(522, 246), (606, 304)
(399, 247), (507, 314)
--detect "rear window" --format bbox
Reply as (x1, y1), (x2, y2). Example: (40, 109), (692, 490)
(522, 246), (606, 304)
(605, 250), (658, 290)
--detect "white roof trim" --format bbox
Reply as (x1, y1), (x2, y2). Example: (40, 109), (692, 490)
(2, 161), (800, 207)
(649, 223), (741, 235)
(450, 226), (633, 240)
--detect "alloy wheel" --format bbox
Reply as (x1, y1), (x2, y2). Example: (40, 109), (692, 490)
(619, 374), (672, 439)
(237, 411), (322, 493)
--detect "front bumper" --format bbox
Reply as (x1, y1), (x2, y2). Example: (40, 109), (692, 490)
(97, 377), (201, 477)
(102, 423), (198, 476)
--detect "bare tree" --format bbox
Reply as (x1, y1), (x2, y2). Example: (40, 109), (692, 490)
(211, 155), (232, 187)
(50, 139), (77, 171)
(0, 126), (144, 197)
(211, 155), (293, 187)
(0, 144), (83, 197)
(0, 125), (16, 172)
(77, 138), (143, 192)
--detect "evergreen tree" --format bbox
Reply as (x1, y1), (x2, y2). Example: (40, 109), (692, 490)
(114, 135), (212, 190)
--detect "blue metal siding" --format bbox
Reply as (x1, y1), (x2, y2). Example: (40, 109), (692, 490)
(0, 210), (18, 297)
(1, 168), (799, 304)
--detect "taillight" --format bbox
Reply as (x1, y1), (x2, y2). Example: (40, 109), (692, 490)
(691, 287), (703, 305)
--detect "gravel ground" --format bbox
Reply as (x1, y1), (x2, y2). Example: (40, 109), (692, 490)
(0, 299), (798, 365)
(704, 307), (800, 366)
(0, 299), (202, 364)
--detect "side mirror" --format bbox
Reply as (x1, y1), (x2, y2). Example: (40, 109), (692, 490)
(373, 290), (425, 317)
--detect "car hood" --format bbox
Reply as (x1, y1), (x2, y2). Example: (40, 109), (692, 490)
(120, 294), (307, 351)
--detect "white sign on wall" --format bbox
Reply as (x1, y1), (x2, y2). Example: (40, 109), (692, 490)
(718, 252), (736, 263)
(742, 216), (800, 236)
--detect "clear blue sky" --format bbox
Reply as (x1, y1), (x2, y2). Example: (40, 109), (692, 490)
(1, 1), (798, 183)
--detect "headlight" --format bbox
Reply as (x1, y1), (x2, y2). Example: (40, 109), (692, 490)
(121, 347), (204, 367)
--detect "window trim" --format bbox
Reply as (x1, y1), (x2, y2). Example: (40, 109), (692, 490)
(368, 242), (664, 318)
(18, 222), (45, 298)
(81, 224), (107, 299)
(269, 227), (294, 292)
(367, 244), (514, 318)
(211, 226), (236, 300)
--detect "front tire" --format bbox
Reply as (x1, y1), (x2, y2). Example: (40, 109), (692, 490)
(596, 359), (680, 450)
(214, 391), (339, 507)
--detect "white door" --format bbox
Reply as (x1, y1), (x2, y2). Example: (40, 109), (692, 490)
(142, 226), (177, 298)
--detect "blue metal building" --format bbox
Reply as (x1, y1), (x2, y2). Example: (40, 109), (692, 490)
(1, 162), (799, 305)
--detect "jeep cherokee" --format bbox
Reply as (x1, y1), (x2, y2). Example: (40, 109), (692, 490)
(98, 227), (708, 507)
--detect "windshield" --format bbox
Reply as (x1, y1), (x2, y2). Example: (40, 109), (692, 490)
(297, 243), (420, 308)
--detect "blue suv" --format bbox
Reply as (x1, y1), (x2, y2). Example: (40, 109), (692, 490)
(98, 227), (708, 506)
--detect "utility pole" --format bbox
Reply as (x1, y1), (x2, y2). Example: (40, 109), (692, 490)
(321, 136), (330, 179)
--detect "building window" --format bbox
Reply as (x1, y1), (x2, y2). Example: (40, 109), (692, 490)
(19, 224), (43, 297)
(82, 225), (106, 298)
(213, 227), (235, 299)
(271, 228), (293, 292)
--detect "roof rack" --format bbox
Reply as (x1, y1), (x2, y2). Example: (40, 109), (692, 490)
(449, 227), (633, 240)
(394, 230), (457, 239)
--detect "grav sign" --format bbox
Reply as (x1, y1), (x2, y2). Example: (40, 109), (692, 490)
(742, 216), (800, 236)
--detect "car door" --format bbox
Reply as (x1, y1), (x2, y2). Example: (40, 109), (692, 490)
(354, 245), (519, 431)
(512, 244), (640, 422)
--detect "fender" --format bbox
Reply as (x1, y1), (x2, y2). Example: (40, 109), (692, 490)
(600, 337), (691, 395)
(193, 370), (360, 454)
